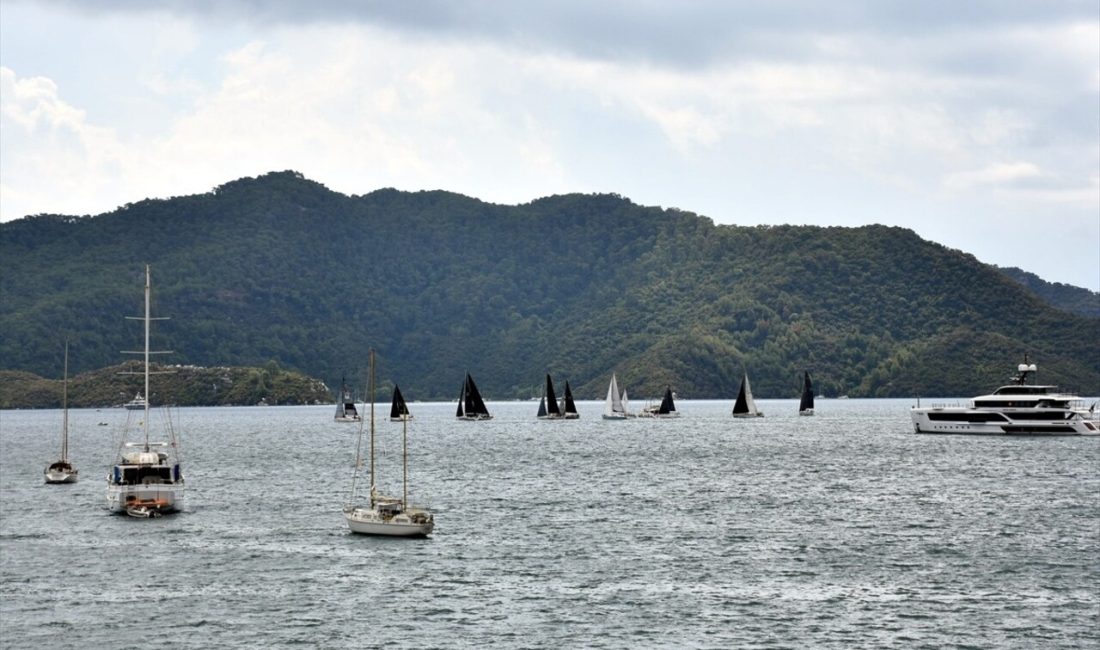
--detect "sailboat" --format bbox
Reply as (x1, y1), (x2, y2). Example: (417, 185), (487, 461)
(334, 376), (362, 422)
(389, 385), (413, 422)
(799, 371), (815, 416)
(44, 342), (78, 484)
(561, 381), (580, 419)
(106, 265), (185, 517)
(537, 374), (563, 420)
(732, 372), (765, 418)
(344, 350), (434, 537)
(456, 372), (492, 420)
(641, 386), (679, 418)
(602, 373), (634, 420)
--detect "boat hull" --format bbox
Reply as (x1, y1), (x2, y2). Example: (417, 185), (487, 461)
(732, 413), (764, 418)
(44, 469), (78, 484)
(106, 483), (185, 515)
(602, 413), (628, 420)
(344, 506), (433, 537)
(911, 408), (1100, 435)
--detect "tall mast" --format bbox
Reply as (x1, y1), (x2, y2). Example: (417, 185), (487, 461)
(61, 340), (69, 462)
(402, 415), (408, 508)
(369, 348), (375, 506)
(143, 264), (151, 451)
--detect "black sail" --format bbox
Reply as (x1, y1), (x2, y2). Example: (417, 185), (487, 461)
(563, 382), (578, 416)
(658, 386), (675, 415)
(545, 374), (561, 416)
(732, 376), (750, 414)
(390, 385), (408, 419)
(799, 372), (814, 413)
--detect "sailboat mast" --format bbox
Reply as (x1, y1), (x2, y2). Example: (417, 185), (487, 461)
(61, 340), (69, 462)
(369, 348), (375, 506)
(402, 415), (408, 508)
(143, 264), (151, 452)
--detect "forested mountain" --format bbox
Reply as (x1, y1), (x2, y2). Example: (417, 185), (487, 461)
(997, 266), (1100, 318)
(2, 171), (1098, 400)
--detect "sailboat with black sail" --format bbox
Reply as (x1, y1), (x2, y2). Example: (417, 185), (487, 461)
(641, 386), (679, 418)
(799, 371), (815, 416)
(344, 350), (434, 536)
(456, 372), (492, 420)
(561, 381), (579, 419)
(537, 374), (563, 419)
(106, 265), (185, 517)
(732, 372), (764, 418)
(389, 385), (412, 422)
(44, 342), (78, 484)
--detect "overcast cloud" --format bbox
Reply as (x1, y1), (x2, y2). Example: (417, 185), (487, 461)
(2, 0), (1097, 289)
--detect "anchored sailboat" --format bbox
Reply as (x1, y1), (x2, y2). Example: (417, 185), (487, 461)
(106, 265), (185, 517)
(344, 350), (434, 537)
(44, 342), (78, 484)
(799, 371), (815, 416)
(732, 372), (764, 418)
(456, 372), (492, 420)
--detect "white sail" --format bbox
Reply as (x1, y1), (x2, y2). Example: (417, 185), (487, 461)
(604, 374), (623, 417)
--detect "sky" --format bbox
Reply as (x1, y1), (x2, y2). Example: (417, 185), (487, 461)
(2, 1), (1098, 289)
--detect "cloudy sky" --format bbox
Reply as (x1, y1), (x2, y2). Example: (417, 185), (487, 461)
(2, 1), (1098, 289)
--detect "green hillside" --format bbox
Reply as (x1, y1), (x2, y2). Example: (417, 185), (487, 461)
(2, 171), (1098, 400)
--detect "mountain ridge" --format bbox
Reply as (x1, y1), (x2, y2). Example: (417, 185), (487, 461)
(2, 170), (1097, 400)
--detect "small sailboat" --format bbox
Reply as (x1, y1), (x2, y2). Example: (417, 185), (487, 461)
(106, 265), (185, 516)
(537, 374), (563, 420)
(344, 349), (434, 537)
(456, 372), (492, 420)
(44, 342), (78, 484)
(732, 372), (764, 418)
(561, 381), (579, 419)
(334, 376), (362, 422)
(602, 373), (634, 420)
(641, 386), (679, 418)
(389, 385), (412, 422)
(799, 371), (815, 416)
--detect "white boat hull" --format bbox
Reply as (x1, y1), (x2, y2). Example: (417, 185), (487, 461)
(44, 469), (78, 484)
(344, 506), (433, 537)
(911, 408), (1100, 436)
(732, 412), (764, 418)
(602, 413), (628, 420)
(106, 483), (185, 515)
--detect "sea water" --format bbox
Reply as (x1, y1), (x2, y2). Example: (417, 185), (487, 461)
(1, 399), (1098, 649)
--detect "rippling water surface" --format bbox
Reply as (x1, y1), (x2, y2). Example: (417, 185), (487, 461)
(2, 399), (1098, 649)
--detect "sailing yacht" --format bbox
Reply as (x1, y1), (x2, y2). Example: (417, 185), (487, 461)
(641, 386), (679, 418)
(561, 381), (580, 419)
(732, 372), (764, 418)
(106, 265), (185, 517)
(602, 373), (634, 420)
(456, 372), (492, 420)
(537, 374), (563, 419)
(344, 350), (434, 537)
(389, 385), (413, 422)
(44, 342), (78, 484)
(334, 377), (362, 422)
(799, 371), (815, 416)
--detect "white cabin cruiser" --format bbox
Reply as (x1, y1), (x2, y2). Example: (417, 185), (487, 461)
(911, 358), (1099, 436)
